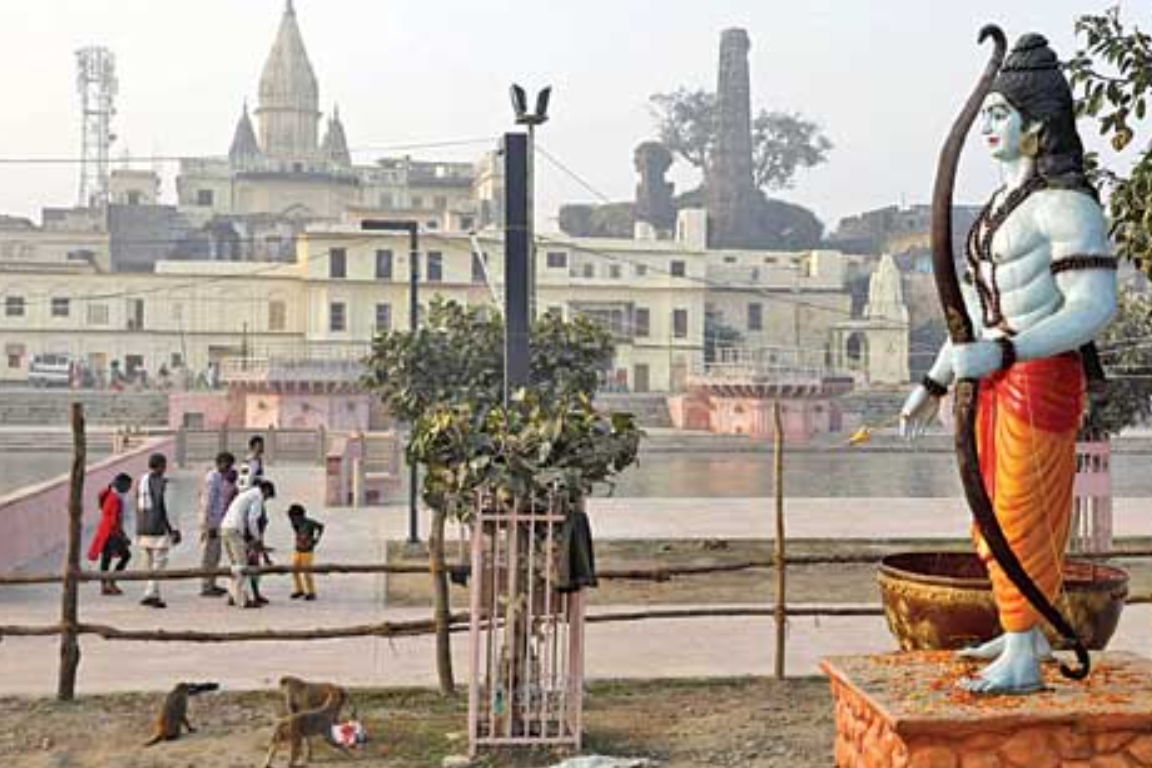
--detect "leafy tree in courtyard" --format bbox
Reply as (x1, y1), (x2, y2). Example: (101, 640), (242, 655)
(648, 88), (833, 191)
(363, 299), (641, 694)
(1070, 7), (1152, 275)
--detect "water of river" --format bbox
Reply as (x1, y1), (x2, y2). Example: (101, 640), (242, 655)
(2, 449), (1149, 500)
(604, 449), (1152, 498)
(0, 453), (107, 497)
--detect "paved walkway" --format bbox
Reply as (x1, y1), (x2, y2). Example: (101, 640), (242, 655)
(1, 464), (1148, 696)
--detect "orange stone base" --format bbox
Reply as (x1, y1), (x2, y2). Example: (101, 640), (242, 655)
(821, 652), (1152, 768)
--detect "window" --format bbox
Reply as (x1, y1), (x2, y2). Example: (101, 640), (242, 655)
(5, 296), (24, 317)
(329, 302), (347, 332)
(635, 264), (648, 277)
(379, 192), (394, 208)
(608, 264), (622, 279)
(471, 253), (486, 284)
(411, 195), (424, 209)
(547, 305), (564, 318)
(635, 308), (651, 338)
(86, 303), (109, 326)
(434, 195), (448, 210)
(426, 220), (439, 231)
(6, 348), (23, 369)
(126, 299), (144, 330)
(427, 251), (443, 282)
(580, 263), (595, 279)
(269, 301), (287, 332)
(329, 248), (347, 279)
(375, 249), (394, 280)
(670, 260), (686, 278)
(748, 303), (763, 331)
(460, 216), (475, 231)
(51, 298), (70, 318)
(127, 191), (142, 205)
(375, 303), (392, 332)
(196, 189), (214, 207)
(546, 251), (568, 269)
(673, 309), (688, 339)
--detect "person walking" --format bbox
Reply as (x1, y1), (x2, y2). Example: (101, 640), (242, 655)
(237, 435), (265, 491)
(220, 480), (275, 609)
(198, 451), (237, 597)
(136, 453), (180, 609)
(288, 504), (324, 601)
(87, 473), (134, 595)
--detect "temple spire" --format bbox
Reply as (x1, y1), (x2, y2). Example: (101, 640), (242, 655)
(256, 0), (320, 159)
(229, 102), (262, 167)
(321, 105), (351, 166)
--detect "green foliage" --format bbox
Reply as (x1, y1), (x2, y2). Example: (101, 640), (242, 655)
(648, 88), (832, 191)
(1069, 7), (1152, 275)
(363, 298), (642, 516)
(410, 392), (642, 518)
(1083, 290), (1152, 438)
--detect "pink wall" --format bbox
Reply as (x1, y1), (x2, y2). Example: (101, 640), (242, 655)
(0, 437), (176, 571)
(667, 392), (839, 442)
(246, 393), (371, 432)
(168, 392), (234, 429)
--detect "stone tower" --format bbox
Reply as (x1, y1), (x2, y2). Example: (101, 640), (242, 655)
(256, 0), (320, 162)
(706, 28), (758, 249)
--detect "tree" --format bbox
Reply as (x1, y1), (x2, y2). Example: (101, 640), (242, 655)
(363, 299), (639, 694)
(1069, 7), (1152, 275)
(1083, 289), (1152, 438)
(704, 306), (744, 364)
(648, 88), (833, 190)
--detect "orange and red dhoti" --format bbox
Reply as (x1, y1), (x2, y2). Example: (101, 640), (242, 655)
(972, 352), (1084, 633)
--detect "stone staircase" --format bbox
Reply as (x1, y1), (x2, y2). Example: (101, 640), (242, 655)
(0, 390), (168, 427)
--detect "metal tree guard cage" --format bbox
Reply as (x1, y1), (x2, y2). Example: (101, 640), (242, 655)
(468, 491), (585, 755)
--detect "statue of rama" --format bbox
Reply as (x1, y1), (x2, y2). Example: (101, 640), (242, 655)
(900, 30), (1118, 694)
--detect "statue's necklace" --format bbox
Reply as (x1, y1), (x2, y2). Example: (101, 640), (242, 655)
(966, 174), (1047, 331)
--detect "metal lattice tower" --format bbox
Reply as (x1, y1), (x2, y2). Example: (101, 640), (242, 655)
(75, 46), (118, 208)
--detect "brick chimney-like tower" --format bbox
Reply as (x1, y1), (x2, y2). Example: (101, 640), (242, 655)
(706, 28), (758, 248)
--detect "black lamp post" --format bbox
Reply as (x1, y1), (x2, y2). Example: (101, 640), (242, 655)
(361, 218), (420, 545)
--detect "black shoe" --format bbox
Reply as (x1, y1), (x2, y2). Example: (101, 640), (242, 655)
(291, 592), (304, 600)
(242, 600), (261, 609)
(254, 596), (269, 606)
(304, 594), (316, 602)
(140, 596), (158, 607)
(151, 600), (167, 609)
(201, 586), (227, 597)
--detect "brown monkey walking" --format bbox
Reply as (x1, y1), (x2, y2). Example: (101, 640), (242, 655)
(264, 688), (352, 768)
(278, 675), (347, 717)
(143, 682), (219, 746)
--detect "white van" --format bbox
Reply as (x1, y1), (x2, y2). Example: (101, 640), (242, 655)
(28, 354), (73, 388)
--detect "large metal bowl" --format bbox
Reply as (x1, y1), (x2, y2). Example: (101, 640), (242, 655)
(877, 552), (1128, 651)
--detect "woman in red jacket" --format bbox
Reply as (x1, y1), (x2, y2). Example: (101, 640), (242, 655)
(87, 473), (134, 595)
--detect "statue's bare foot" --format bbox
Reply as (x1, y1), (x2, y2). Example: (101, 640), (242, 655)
(957, 631), (1045, 695)
(957, 634), (1005, 660)
(957, 628), (1053, 662)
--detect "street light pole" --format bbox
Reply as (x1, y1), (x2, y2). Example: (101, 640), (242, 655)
(509, 84), (550, 322)
(361, 219), (421, 545)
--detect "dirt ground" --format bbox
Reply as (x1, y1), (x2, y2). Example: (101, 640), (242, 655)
(385, 538), (1152, 607)
(0, 678), (832, 768)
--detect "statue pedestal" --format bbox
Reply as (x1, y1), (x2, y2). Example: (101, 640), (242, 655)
(821, 652), (1152, 768)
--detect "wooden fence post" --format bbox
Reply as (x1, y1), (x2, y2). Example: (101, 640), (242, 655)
(58, 402), (86, 701)
(772, 400), (786, 680)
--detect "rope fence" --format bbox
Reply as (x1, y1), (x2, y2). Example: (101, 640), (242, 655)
(2, 402), (1149, 698)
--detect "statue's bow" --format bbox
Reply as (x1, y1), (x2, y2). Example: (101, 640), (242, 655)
(930, 24), (1089, 680)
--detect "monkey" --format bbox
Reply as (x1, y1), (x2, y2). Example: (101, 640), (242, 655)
(264, 688), (353, 768)
(278, 675), (348, 718)
(143, 682), (219, 746)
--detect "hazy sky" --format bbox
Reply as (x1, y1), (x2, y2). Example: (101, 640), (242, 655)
(0, 0), (1127, 232)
